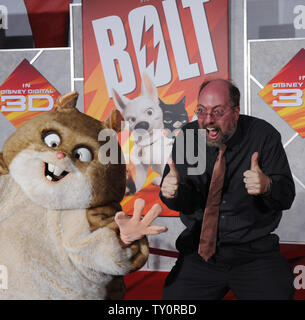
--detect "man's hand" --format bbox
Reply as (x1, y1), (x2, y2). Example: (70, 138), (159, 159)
(161, 158), (179, 199)
(115, 198), (168, 245)
(243, 152), (272, 195)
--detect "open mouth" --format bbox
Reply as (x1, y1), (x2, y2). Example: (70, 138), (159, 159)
(44, 162), (69, 182)
(206, 127), (221, 140)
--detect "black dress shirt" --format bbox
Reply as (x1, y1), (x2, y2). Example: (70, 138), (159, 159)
(160, 115), (295, 254)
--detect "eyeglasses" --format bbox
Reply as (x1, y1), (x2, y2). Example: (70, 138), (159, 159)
(195, 106), (235, 119)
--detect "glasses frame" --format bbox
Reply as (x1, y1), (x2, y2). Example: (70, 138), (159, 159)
(195, 104), (236, 119)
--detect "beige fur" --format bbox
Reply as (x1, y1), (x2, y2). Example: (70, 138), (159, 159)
(0, 153), (8, 175)
(0, 92), (149, 299)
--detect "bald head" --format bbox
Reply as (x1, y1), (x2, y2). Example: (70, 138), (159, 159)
(198, 79), (240, 109)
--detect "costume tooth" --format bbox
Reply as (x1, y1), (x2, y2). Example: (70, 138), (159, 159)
(53, 166), (63, 176)
(48, 163), (55, 173)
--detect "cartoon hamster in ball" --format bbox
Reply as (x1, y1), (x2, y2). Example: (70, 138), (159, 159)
(0, 92), (166, 300)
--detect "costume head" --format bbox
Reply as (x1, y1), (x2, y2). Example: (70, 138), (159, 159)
(1, 91), (125, 210)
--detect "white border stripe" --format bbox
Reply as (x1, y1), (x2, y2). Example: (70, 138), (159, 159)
(284, 132), (298, 149)
(250, 74), (264, 89)
(69, 3), (75, 91)
(280, 241), (305, 245)
(30, 49), (43, 64)
(0, 47), (70, 53)
(249, 37), (305, 43)
(293, 173), (305, 190)
(243, 0), (248, 115)
(247, 40), (251, 115)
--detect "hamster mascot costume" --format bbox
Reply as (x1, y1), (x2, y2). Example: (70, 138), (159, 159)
(0, 92), (166, 300)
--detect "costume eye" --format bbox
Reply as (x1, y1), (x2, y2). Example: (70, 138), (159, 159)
(164, 120), (172, 124)
(128, 117), (136, 123)
(43, 132), (61, 148)
(146, 108), (153, 116)
(73, 147), (93, 162)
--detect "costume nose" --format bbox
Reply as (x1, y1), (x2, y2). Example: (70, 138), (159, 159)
(57, 152), (66, 160)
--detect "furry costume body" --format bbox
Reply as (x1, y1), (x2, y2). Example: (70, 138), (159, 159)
(0, 92), (148, 300)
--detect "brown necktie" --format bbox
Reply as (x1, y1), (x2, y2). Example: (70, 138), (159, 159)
(198, 144), (227, 261)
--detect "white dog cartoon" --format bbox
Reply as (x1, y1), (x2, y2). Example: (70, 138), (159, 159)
(112, 73), (173, 193)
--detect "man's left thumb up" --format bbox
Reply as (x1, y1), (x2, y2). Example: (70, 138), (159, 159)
(250, 152), (261, 172)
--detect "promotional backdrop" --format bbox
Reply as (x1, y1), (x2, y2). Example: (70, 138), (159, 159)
(0, 1), (305, 300)
(82, 0), (229, 216)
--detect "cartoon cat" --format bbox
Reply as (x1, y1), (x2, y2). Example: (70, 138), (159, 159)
(159, 96), (189, 136)
(0, 92), (151, 300)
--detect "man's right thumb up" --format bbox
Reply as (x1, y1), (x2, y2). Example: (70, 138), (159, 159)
(161, 158), (179, 199)
(168, 158), (179, 179)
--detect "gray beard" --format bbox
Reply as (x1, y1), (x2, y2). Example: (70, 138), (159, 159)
(206, 121), (237, 148)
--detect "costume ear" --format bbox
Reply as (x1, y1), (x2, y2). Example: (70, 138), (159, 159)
(56, 91), (79, 111)
(0, 152), (8, 175)
(112, 89), (130, 113)
(104, 109), (124, 133)
(141, 72), (158, 104)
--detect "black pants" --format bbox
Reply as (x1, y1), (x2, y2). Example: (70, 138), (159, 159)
(162, 235), (295, 300)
